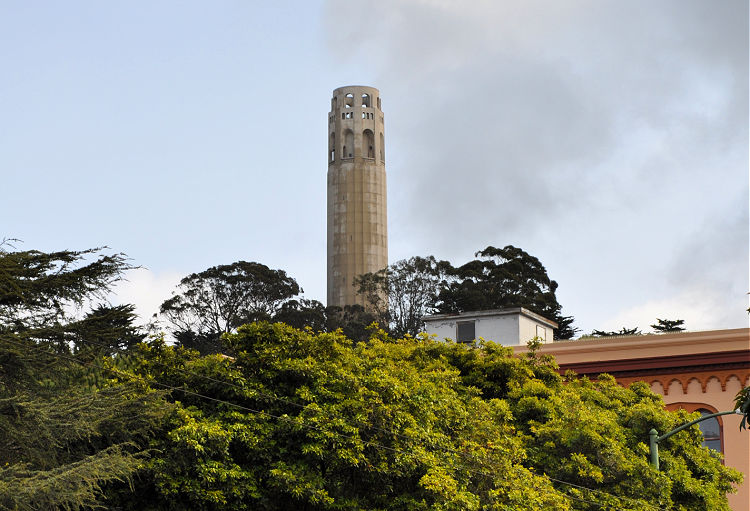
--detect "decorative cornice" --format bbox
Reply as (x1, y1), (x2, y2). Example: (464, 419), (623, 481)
(558, 349), (750, 378)
(514, 328), (750, 363)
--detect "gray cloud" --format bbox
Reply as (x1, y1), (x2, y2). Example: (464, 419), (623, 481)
(323, 0), (748, 331)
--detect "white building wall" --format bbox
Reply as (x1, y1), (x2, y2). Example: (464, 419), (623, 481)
(427, 320), (460, 341)
(475, 315), (519, 345)
(519, 315), (549, 343)
(423, 308), (556, 347)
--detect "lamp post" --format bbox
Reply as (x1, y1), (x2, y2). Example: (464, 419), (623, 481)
(648, 409), (742, 471)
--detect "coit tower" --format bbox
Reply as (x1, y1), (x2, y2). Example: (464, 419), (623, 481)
(327, 85), (388, 307)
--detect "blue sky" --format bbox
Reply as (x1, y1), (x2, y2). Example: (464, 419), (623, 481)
(2, 1), (748, 335)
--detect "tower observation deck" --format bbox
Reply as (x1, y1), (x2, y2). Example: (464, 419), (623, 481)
(327, 85), (388, 307)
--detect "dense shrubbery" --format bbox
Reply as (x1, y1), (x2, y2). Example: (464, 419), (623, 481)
(106, 324), (740, 510)
(0, 246), (742, 510)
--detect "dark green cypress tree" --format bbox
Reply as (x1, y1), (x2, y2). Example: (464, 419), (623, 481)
(0, 244), (168, 509)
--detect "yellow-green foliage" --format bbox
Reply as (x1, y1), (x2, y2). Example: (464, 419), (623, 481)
(114, 323), (740, 511)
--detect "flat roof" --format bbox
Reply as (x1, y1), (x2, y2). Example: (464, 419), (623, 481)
(423, 307), (558, 329)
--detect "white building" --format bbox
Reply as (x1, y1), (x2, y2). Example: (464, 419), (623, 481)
(422, 307), (557, 346)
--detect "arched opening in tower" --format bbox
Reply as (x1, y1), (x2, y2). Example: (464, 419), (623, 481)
(343, 129), (354, 159)
(363, 129), (375, 159)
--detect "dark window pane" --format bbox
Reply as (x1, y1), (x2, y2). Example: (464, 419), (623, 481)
(703, 438), (722, 452)
(698, 410), (721, 439)
(457, 321), (475, 343)
(697, 409), (721, 453)
(699, 418), (721, 439)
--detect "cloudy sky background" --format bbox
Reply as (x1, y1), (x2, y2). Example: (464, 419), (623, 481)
(2, 0), (747, 336)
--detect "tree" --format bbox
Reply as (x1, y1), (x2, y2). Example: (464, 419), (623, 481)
(354, 247), (577, 340)
(437, 246), (578, 340)
(736, 386), (750, 431)
(737, 304), (750, 430)
(651, 318), (686, 333)
(111, 323), (739, 510)
(356, 256), (449, 337)
(0, 245), (167, 509)
(273, 298), (328, 332)
(70, 304), (147, 357)
(0, 245), (133, 345)
(114, 324), (568, 510)
(445, 340), (740, 510)
(510, 374), (739, 510)
(590, 327), (642, 337)
(159, 261), (300, 353)
(323, 303), (378, 342)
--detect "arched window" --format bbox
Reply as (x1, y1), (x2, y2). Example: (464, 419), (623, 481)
(377, 96), (381, 109)
(344, 93), (354, 108)
(363, 129), (374, 158)
(332, 97), (337, 109)
(361, 93), (370, 107)
(379, 132), (385, 161)
(343, 129), (354, 159)
(697, 409), (722, 453)
(329, 133), (335, 162)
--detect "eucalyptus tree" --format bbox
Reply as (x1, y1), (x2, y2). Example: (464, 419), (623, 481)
(159, 261), (300, 353)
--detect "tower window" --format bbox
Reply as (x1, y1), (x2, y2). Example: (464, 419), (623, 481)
(377, 97), (381, 109)
(345, 93), (354, 108)
(379, 132), (385, 161)
(361, 93), (370, 107)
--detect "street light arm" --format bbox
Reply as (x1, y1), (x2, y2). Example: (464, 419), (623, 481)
(657, 410), (739, 443)
(648, 409), (741, 471)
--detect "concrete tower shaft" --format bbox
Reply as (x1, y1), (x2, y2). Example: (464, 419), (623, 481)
(327, 86), (388, 307)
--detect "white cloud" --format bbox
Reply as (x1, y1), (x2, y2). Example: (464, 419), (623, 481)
(324, 0), (748, 335)
(596, 287), (749, 335)
(110, 268), (182, 327)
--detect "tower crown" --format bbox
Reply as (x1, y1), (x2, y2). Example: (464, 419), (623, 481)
(328, 86), (385, 165)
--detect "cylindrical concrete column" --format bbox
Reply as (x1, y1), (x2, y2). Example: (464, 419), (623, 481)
(327, 86), (388, 308)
